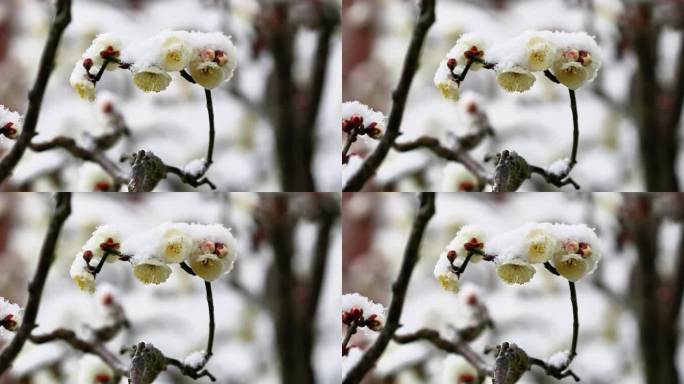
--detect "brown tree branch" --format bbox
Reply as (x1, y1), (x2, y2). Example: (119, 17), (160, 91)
(343, 0), (436, 191)
(0, 193), (72, 375)
(0, 0), (72, 184)
(343, 192), (435, 383)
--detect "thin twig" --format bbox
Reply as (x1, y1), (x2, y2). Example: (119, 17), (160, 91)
(0, 0), (72, 183)
(0, 193), (72, 374)
(204, 282), (215, 360)
(342, 321), (358, 355)
(343, 0), (436, 191)
(343, 193), (436, 383)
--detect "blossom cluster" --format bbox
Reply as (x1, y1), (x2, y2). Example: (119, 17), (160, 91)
(0, 105), (22, 140)
(70, 30), (238, 101)
(434, 30), (602, 99)
(70, 222), (238, 293)
(434, 223), (601, 292)
(0, 297), (23, 333)
(341, 293), (386, 355)
(341, 101), (387, 143)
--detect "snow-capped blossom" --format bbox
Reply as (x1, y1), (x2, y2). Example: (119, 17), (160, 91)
(131, 65), (172, 93)
(70, 60), (96, 101)
(523, 31), (557, 71)
(495, 65), (536, 93)
(70, 251), (96, 293)
(187, 32), (238, 89)
(523, 223), (560, 263)
(341, 293), (385, 331)
(550, 224), (601, 281)
(77, 163), (115, 192)
(158, 223), (195, 264)
(434, 251), (460, 293)
(76, 355), (114, 384)
(495, 256), (536, 285)
(441, 163), (478, 192)
(183, 351), (206, 369)
(547, 350), (571, 369)
(132, 257), (172, 285)
(82, 33), (124, 71)
(448, 32), (488, 71)
(0, 105), (22, 140)
(440, 355), (478, 384)
(159, 31), (193, 72)
(0, 298), (23, 332)
(341, 101), (386, 139)
(82, 225), (123, 263)
(186, 224), (239, 282)
(447, 224), (487, 262)
(550, 32), (602, 90)
(547, 158), (571, 178)
(434, 59), (460, 101)
(95, 283), (120, 315)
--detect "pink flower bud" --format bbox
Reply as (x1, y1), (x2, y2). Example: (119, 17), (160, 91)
(200, 48), (216, 61)
(214, 50), (228, 66)
(564, 49), (580, 61)
(200, 240), (215, 253)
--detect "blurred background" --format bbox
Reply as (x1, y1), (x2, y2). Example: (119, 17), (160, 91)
(342, 0), (684, 191)
(342, 192), (684, 383)
(0, 0), (341, 192)
(0, 192), (341, 383)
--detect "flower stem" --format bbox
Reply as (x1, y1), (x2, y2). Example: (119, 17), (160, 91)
(205, 282), (215, 360)
(569, 281), (579, 360)
(456, 253), (473, 276)
(342, 321), (358, 355)
(204, 89), (215, 168)
(342, 129), (358, 164)
(568, 89), (579, 167)
(456, 60), (473, 83)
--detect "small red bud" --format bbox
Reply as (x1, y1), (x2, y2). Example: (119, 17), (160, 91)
(447, 250), (457, 263)
(447, 58), (458, 70)
(459, 181), (476, 192)
(94, 182), (111, 192)
(83, 250), (93, 262)
(102, 293), (114, 306)
(83, 58), (94, 70)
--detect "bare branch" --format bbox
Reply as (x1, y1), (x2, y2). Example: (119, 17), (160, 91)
(0, 193), (72, 375)
(343, 193), (435, 383)
(343, 0), (436, 191)
(0, 0), (72, 183)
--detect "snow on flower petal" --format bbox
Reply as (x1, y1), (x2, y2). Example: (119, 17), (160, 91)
(341, 293), (386, 331)
(448, 32), (488, 71)
(132, 65), (172, 93)
(0, 105), (23, 140)
(70, 251), (96, 293)
(447, 224), (487, 262)
(341, 101), (386, 139)
(70, 60), (96, 101)
(549, 223), (601, 281)
(434, 250), (460, 293)
(495, 65), (536, 93)
(434, 59), (460, 101)
(496, 257), (536, 285)
(0, 298), (23, 332)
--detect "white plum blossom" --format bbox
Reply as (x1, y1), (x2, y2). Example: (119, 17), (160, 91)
(522, 223), (560, 263)
(522, 30), (558, 71)
(433, 59), (460, 100)
(82, 225), (123, 263)
(0, 105), (22, 140)
(495, 64), (536, 93)
(158, 30), (194, 72)
(131, 65), (172, 93)
(341, 293), (385, 331)
(341, 101), (386, 139)
(448, 32), (488, 71)
(70, 251), (96, 293)
(76, 355), (114, 384)
(549, 31), (602, 90)
(156, 223), (196, 264)
(0, 298), (23, 332)
(185, 223), (239, 282)
(77, 163), (115, 192)
(434, 250), (460, 293)
(82, 33), (123, 71)
(446, 224), (487, 262)
(549, 224), (601, 281)
(69, 60), (96, 101)
(441, 163), (478, 192)
(495, 254), (536, 285)
(186, 31), (239, 89)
